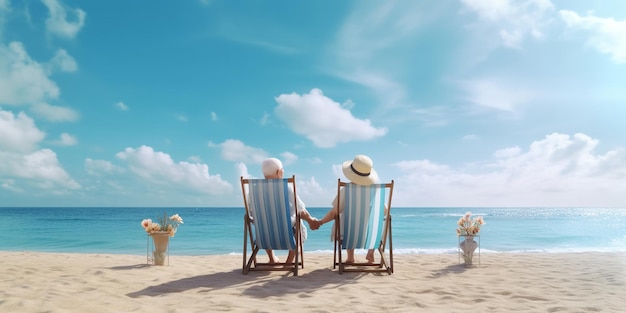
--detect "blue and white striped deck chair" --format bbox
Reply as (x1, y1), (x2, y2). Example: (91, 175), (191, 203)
(333, 179), (394, 274)
(240, 176), (303, 276)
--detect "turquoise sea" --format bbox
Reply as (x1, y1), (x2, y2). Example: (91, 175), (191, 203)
(2, 207), (625, 256)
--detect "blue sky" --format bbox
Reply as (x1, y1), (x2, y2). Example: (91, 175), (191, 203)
(1, 0), (625, 208)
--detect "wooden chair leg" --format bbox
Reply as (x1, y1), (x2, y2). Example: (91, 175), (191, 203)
(333, 238), (337, 269)
(243, 217), (248, 274)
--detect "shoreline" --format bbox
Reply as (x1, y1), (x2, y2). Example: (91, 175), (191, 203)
(2, 251), (625, 312)
(3, 248), (625, 256)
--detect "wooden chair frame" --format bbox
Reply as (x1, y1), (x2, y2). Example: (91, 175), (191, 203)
(333, 179), (394, 275)
(241, 176), (304, 276)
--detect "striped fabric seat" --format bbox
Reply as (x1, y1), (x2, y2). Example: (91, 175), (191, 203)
(342, 183), (387, 250)
(334, 179), (395, 275)
(241, 176), (303, 276)
(247, 179), (296, 250)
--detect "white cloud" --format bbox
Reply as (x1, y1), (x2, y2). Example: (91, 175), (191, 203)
(296, 176), (330, 206)
(0, 42), (78, 122)
(116, 145), (233, 195)
(461, 0), (515, 21)
(392, 133), (626, 207)
(0, 108), (79, 190)
(280, 151), (298, 165)
(280, 151), (298, 166)
(494, 146), (521, 158)
(211, 111), (218, 121)
(394, 159), (451, 174)
(1, 179), (21, 193)
(499, 29), (523, 48)
(332, 163), (343, 179)
(0, 42), (60, 106)
(274, 88), (387, 148)
(188, 155), (201, 163)
(31, 102), (78, 122)
(116, 101), (128, 111)
(0, 148), (80, 190)
(50, 132), (77, 146)
(463, 134), (480, 141)
(236, 162), (253, 179)
(42, 0), (86, 39)
(461, 0), (555, 48)
(212, 139), (268, 163)
(84, 158), (124, 176)
(342, 99), (355, 110)
(560, 10), (626, 64)
(0, 108), (45, 152)
(461, 79), (532, 112)
(49, 49), (77, 72)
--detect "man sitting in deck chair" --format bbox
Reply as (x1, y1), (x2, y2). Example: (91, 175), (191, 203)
(244, 158), (318, 267)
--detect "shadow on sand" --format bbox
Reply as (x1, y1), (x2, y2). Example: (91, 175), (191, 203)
(126, 266), (369, 298)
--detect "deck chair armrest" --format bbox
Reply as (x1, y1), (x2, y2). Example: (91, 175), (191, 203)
(244, 214), (254, 223)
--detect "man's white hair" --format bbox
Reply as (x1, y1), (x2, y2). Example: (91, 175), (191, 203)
(261, 158), (283, 177)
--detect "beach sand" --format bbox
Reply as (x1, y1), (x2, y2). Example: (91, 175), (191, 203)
(1, 251), (624, 312)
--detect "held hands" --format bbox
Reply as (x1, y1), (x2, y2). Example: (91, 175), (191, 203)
(308, 218), (322, 230)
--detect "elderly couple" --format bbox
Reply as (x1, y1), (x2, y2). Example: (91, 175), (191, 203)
(257, 154), (379, 265)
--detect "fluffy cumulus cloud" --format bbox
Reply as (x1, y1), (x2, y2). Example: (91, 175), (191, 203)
(494, 146), (521, 158)
(462, 0), (626, 63)
(0, 108), (45, 152)
(0, 42), (78, 121)
(0, 149), (80, 189)
(560, 10), (626, 64)
(461, 0), (555, 48)
(42, 0), (86, 39)
(0, 108), (80, 191)
(51, 132), (77, 146)
(210, 139), (268, 164)
(280, 151), (298, 165)
(274, 89), (387, 148)
(295, 176), (329, 205)
(115, 145), (232, 195)
(49, 49), (77, 72)
(0, 42), (60, 106)
(392, 133), (626, 207)
(235, 162), (252, 179)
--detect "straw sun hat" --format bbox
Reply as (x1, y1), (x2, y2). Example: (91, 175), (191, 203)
(342, 155), (378, 185)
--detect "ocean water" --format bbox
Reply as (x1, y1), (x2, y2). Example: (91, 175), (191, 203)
(2, 207), (625, 256)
